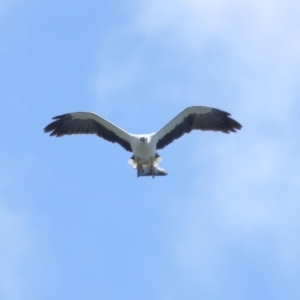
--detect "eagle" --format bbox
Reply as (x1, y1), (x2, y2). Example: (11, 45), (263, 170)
(44, 106), (242, 177)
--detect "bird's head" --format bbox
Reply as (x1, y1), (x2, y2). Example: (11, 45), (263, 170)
(139, 137), (148, 142)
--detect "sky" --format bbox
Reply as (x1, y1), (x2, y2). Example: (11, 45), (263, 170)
(1, 0), (300, 299)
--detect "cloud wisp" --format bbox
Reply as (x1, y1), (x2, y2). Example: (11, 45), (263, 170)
(129, 0), (300, 296)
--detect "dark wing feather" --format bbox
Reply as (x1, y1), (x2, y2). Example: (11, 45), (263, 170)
(44, 112), (132, 152)
(154, 106), (242, 150)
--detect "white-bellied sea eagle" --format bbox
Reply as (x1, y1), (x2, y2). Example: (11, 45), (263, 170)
(44, 106), (242, 177)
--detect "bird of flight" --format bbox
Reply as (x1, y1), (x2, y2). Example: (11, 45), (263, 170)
(44, 106), (242, 178)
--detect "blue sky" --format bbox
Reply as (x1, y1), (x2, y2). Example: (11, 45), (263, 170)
(1, 0), (300, 299)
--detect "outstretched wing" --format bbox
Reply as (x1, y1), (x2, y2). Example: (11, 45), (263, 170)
(153, 106), (242, 150)
(44, 112), (132, 152)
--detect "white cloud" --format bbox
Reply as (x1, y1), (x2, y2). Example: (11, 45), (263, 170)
(0, 203), (31, 300)
(130, 0), (300, 128)
(134, 0), (300, 43)
(131, 0), (300, 290)
(176, 133), (300, 283)
(134, 0), (300, 76)
(0, 154), (40, 300)
(133, 0), (300, 130)
(182, 125), (300, 287)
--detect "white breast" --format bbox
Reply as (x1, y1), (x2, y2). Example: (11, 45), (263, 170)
(129, 135), (156, 160)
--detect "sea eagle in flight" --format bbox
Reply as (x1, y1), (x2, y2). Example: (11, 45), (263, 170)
(44, 106), (242, 177)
